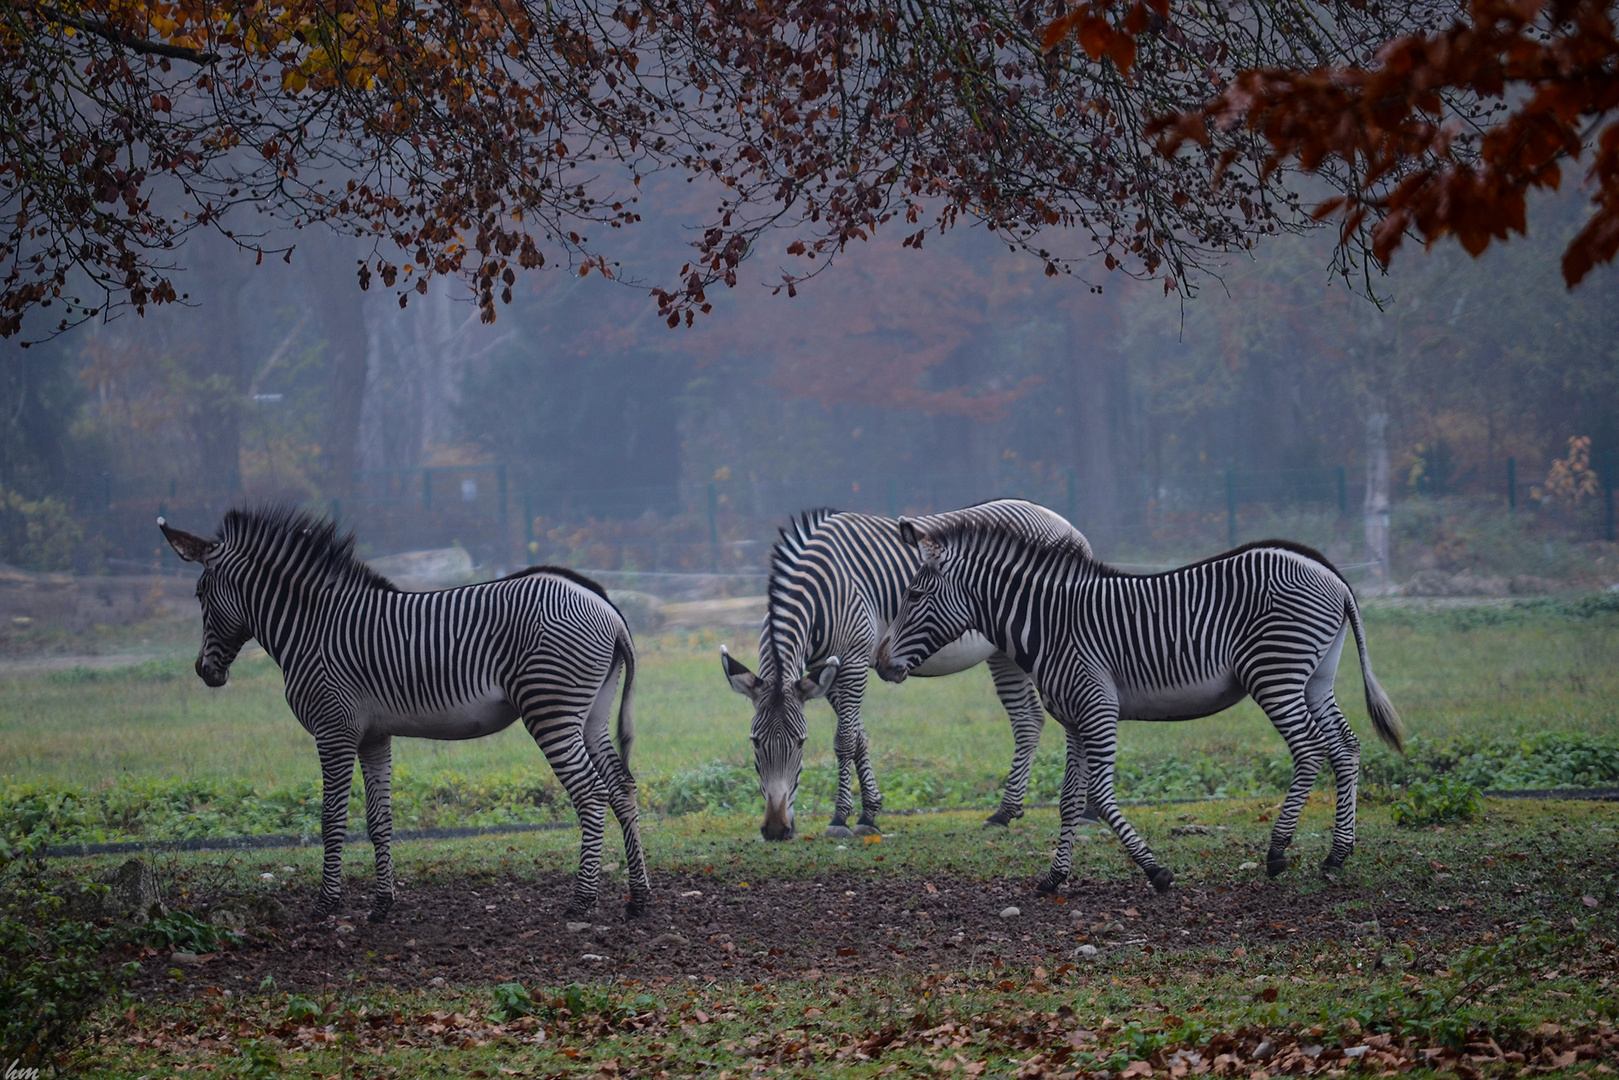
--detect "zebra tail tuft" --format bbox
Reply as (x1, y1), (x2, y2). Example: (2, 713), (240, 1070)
(1346, 593), (1405, 754)
(615, 629), (637, 771)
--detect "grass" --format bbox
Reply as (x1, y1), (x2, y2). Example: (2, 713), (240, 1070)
(17, 798), (1619, 1078)
(1, 601), (1617, 845)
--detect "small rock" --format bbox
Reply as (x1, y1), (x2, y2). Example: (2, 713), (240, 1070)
(1076, 944), (1099, 958)
(581, 953), (609, 961)
(170, 951), (201, 965)
(1238, 861), (1260, 871)
(206, 905), (249, 932)
(260, 872), (276, 882)
(651, 932), (689, 947)
(602, 862), (621, 873)
(999, 906), (1020, 919)
(335, 922), (356, 935)
(1069, 910), (1087, 922)
(565, 921), (592, 933)
(1170, 825), (1214, 837)
(428, 976), (446, 987)
(1253, 1041), (1275, 1061)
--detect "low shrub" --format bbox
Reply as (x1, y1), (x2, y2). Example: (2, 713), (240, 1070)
(1390, 777), (1484, 827)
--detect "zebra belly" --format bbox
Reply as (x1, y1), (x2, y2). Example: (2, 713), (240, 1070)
(364, 692), (521, 741)
(1117, 671), (1246, 722)
(909, 631), (998, 677)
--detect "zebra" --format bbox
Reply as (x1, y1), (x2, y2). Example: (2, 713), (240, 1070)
(874, 518), (1404, 895)
(158, 507), (651, 922)
(719, 499), (1089, 841)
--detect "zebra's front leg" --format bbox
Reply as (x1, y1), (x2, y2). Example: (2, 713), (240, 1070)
(986, 654), (1045, 828)
(358, 737), (396, 924)
(1082, 719), (1175, 894)
(1261, 696), (1328, 878)
(312, 737), (360, 921)
(831, 689), (882, 836)
(1036, 724), (1088, 894)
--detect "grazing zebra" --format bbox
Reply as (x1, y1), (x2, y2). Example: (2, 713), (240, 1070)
(874, 519), (1404, 894)
(719, 499), (1088, 841)
(159, 508), (650, 922)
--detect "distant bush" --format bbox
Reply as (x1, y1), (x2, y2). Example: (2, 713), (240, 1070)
(0, 490), (82, 571)
(1390, 777), (1485, 828)
(1363, 731), (1619, 791)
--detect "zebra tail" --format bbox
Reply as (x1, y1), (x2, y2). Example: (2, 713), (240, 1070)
(1346, 593), (1405, 754)
(615, 629), (637, 771)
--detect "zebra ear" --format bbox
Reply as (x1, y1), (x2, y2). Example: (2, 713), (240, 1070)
(798, 655), (840, 699)
(898, 520), (922, 548)
(158, 517), (218, 563)
(720, 645), (762, 698)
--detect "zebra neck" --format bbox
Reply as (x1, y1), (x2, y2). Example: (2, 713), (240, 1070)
(242, 571), (351, 670)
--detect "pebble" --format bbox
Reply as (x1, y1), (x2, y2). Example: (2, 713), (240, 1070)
(999, 906), (1020, 919)
(602, 862), (620, 873)
(428, 977), (446, 987)
(581, 953), (609, 961)
(650, 932), (689, 947)
(565, 921), (592, 933)
(259, 872), (275, 881)
(1069, 910), (1087, 922)
(1076, 944), (1098, 958)
(1238, 861), (1260, 871)
(170, 951), (201, 965)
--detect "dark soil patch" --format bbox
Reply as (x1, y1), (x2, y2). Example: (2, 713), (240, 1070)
(127, 870), (1490, 997)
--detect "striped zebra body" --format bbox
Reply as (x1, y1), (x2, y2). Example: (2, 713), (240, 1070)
(160, 508), (651, 922)
(875, 521), (1403, 894)
(721, 499), (1087, 840)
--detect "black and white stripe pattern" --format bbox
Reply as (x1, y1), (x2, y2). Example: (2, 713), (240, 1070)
(721, 499), (1087, 840)
(160, 508), (651, 922)
(875, 520), (1404, 894)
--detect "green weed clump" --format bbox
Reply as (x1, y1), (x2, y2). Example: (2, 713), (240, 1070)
(1390, 777), (1485, 828)
(1364, 731), (1619, 791)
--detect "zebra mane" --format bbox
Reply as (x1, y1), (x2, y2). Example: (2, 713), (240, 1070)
(217, 506), (398, 592)
(925, 518), (1345, 583)
(762, 507), (839, 700)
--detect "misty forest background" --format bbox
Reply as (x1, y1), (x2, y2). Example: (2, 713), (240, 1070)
(2, 178), (1617, 589)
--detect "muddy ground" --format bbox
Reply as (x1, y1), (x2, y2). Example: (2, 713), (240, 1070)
(129, 869), (1505, 998)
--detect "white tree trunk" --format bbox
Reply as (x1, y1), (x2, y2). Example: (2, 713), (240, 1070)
(1364, 409), (1391, 592)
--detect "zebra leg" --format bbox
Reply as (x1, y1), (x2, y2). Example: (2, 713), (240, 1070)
(986, 653), (1046, 827)
(1080, 714), (1175, 894)
(580, 668), (653, 917)
(827, 745), (856, 839)
(1257, 693), (1327, 878)
(358, 736), (396, 924)
(312, 737), (360, 920)
(1035, 723), (1089, 894)
(1308, 627), (1360, 874)
(1315, 701), (1362, 873)
(526, 707), (609, 914)
(828, 681), (883, 836)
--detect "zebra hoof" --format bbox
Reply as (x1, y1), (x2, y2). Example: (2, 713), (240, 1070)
(310, 899), (338, 922)
(1266, 852), (1290, 878)
(1146, 866), (1174, 894)
(1035, 871), (1069, 895)
(852, 823), (882, 837)
(367, 907), (390, 924)
(984, 808), (1016, 828)
(825, 824), (855, 839)
(625, 899), (649, 918)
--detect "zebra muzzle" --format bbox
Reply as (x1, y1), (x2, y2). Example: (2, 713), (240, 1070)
(196, 656), (228, 687)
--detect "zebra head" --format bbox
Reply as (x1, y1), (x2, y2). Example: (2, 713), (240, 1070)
(875, 520), (974, 684)
(719, 645), (839, 841)
(159, 517), (251, 687)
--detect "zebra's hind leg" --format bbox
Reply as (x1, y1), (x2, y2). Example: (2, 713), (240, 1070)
(529, 720), (609, 916)
(312, 737), (360, 921)
(358, 737), (396, 923)
(1258, 695), (1328, 878)
(581, 671), (653, 917)
(1308, 624), (1360, 875)
(986, 653), (1045, 828)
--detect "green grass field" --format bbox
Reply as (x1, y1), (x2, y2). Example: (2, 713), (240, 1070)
(2, 601), (1617, 843)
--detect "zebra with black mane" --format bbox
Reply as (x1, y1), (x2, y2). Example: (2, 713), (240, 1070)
(719, 499), (1088, 841)
(875, 518), (1403, 894)
(159, 507), (651, 922)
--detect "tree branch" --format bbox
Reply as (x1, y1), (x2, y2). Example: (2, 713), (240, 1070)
(28, 5), (220, 64)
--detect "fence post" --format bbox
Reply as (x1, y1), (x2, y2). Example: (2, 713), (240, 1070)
(1507, 457), (1516, 513)
(1335, 466), (1347, 518)
(496, 464), (508, 525)
(707, 481), (720, 573)
(1066, 469), (1075, 522)
(422, 468), (432, 512)
(1224, 470), (1237, 547)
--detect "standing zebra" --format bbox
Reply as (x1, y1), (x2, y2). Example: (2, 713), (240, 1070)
(720, 499), (1088, 841)
(159, 508), (651, 922)
(875, 519), (1403, 894)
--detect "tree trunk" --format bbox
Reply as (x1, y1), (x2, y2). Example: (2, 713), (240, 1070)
(1363, 407), (1391, 591)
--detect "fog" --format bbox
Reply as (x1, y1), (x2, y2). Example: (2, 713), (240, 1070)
(2, 185), (1615, 595)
